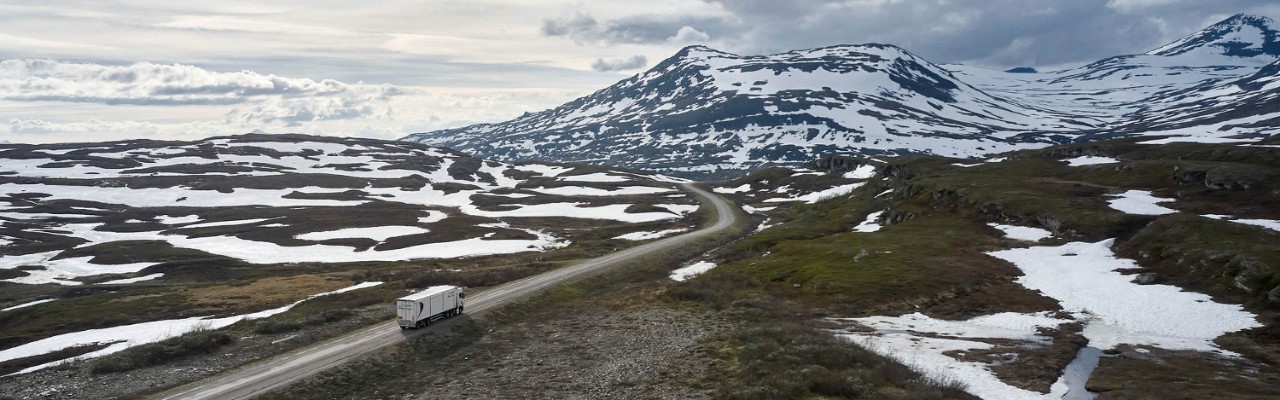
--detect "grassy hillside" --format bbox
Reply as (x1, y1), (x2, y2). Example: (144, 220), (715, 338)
(695, 137), (1280, 398)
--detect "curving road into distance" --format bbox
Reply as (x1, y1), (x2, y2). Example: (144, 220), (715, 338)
(154, 182), (740, 400)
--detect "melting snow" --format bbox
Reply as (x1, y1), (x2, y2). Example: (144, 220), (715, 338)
(714, 184), (752, 194)
(1107, 190), (1176, 215)
(182, 218), (275, 229)
(1202, 214), (1280, 232)
(528, 186), (673, 197)
(842, 239), (1259, 399)
(417, 210), (448, 224)
(613, 228), (688, 241)
(98, 273), (165, 284)
(989, 223), (1053, 242)
(2, 298), (56, 312)
(836, 312), (1084, 400)
(670, 261), (716, 281)
(557, 172), (631, 182)
(852, 211), (884, 232)
(157, 215), (201, 224)
(1065, 156), (1119, 166)
(842, 164), (877, 179)
(990, 239), (1260, 352)
(764, 182), (866, 204)
(0, 281), (385, 375)
(2, 252), (158, 286)
(295, 226), (430, 242)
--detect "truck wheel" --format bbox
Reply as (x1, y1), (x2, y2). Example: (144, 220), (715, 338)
(416, 320), (425, 329)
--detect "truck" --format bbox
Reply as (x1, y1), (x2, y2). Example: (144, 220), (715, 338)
(396, 285), (465, 329)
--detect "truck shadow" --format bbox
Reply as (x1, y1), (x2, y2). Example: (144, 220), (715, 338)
(397, 313), (476, 338)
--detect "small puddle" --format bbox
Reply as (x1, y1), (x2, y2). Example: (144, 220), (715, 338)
(1058, 346), (1102, 400)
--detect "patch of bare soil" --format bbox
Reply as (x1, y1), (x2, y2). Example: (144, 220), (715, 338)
(414, 307), (729, 400)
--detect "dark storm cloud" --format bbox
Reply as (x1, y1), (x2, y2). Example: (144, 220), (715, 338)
(549, 0), (1280, 69)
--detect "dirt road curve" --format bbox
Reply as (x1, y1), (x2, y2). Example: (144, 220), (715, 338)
(153, 182), (739, 400)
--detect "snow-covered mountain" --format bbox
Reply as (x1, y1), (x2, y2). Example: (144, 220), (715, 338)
(404, 14), (1280, 178)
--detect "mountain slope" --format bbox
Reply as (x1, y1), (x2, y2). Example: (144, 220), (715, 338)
(702, 138), (1280, 399)
(405, 14), (1280, 178)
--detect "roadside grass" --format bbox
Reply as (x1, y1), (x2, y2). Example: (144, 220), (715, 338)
(87, 329), (234, 374)
(0, 342), (113, 376)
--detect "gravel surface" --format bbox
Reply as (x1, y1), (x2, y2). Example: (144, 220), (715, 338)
(0, 307), (393, 400)
(414, 307), (728, 400)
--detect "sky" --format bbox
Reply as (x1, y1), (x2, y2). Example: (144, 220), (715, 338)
(1, 0), (1278, 144)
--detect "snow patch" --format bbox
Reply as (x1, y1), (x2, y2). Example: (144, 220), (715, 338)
(764, 182), (866, 204)
(843, 164), (877, 179)
(1065, 156), (1119, 166)
(714, 184), (752, 194)
(989, 239), (1260, 352)
(612, 228), (688, 241)
(2, 298), (56, 312)
(1202, 214), (1280, 232)
(1107, 190), (1176, 215)
(670, 261), (716, 281)
(295, 226), (430, 242)
(99, 273), (165, 284)
(836, 312), (1076, 400)
(852, 211), (884, 233)
(989, 223), (1053, 242)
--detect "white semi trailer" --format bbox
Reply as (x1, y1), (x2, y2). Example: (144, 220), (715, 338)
(396, 285), (465, 329)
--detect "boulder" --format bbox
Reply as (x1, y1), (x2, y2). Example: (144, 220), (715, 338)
(1132, 272), (1164, 285)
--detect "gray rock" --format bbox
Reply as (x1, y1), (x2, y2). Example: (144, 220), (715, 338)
(1132, 272), (1163, 285)
(1268, 286), (1280, 306)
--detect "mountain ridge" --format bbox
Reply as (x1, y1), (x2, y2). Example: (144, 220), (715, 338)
(405, 14), (1280, 179)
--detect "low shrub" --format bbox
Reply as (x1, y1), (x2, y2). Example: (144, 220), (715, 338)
(89, 330), (234, 374)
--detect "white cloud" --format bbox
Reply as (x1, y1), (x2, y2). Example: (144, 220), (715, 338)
(0, 59), (387, 106)
(0, 57), (588, 144)
(155, 15), (355, 36)
(669, 26), (711, 44)
(0, 32), (117, 52)
(590, 55), (648, 72)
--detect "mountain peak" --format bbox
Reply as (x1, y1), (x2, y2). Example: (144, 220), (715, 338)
(1147, 13), (1279, 58)
(673, 45), (736, 60)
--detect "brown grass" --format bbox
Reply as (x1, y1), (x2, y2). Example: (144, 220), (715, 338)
(183, 275), (350, 314)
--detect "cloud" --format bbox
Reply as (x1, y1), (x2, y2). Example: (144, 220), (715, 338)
(8, 118), (161, 136)
(591, 55), (648, 72)
(543, 1), (1280, 69)
(541, 12), (734, 46)
(0, 59), (402, 106)
(154, 15), (354, 36)
(669, 26), (711, 44)
(1106, 0), (1183, 13)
